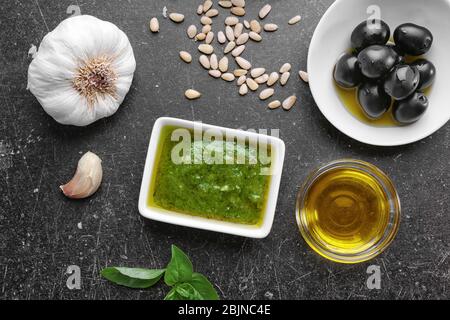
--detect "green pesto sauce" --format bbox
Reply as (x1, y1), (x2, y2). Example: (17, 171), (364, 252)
(149, 127), (271, 225)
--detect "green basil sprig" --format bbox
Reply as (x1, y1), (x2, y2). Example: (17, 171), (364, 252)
(100, 245), (219, 300)
(101, 267), (165, 289)
(164, 245), (193, 286)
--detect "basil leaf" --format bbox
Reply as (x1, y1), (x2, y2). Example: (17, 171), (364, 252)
(174, 283), (195, 298)
(164, 287), (186, 300)
(188, 272), (220, 300)
(164, 283), (203, 300)
(178, 283), (205, 300)
(164, 245), (193, 286)
(101, 267), (165, 289)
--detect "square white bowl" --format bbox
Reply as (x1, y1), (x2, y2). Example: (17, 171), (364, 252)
(138, 117), (286, 239)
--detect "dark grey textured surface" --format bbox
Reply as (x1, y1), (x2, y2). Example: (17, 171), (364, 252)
(0, 0), (449, 300)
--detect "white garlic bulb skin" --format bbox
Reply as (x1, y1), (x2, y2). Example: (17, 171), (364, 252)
(27, 15), (136, 126)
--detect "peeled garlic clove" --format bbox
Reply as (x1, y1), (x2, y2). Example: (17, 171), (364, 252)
(60, 152), (103, 199)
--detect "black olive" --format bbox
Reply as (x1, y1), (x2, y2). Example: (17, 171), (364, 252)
(384, 64), (420, 100)
(357, 45), (397, 79)
(351, 19), (390, 51)
(393, 92), (429, 124)
(393, 23), (433, 56)
(333, 52), (363, 89)
(386, 44), (405, 65)
(409, 59), (436, 90)
(357, 82), (391, 119)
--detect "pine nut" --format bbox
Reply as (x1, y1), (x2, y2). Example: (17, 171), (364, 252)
(280, 63), (292, 73)
(231, 7), (245, 16)
(169, 13), (184, 23)
(221, 73), (236, 81)
(185, 89), (201, 100)
(268, 100), (281, 109)
(246, 78), (259, 91)
(234, 23), (244, 38)
(219, 57), (229, 72)
(196, 33), (206, 41)
(187, 25), (197, 38)
(225, 16), (239, 26)
(199, 55), (211, 69)
(267, 72), (279, 86)
(250, 20), (261, 33)
(282, 95), (297, 110)
(206, 9), (219, 18)
(299, 71), (309, 83)
(218, 31), (226, 44)
(264, 23), (278, 32)
(255, 74), (269, 84)
(198, 44), (214, 54)
(280, 72), (290, 85)
(226, 26), (235, 41)
(259, 4), (272, 19)
(249, 32), (262, 42)
(234, 69), (248, 77)
(235, 57), (251, 70)
(202, 24), (212, 34)
(239, 83), (248, 96)
(232, 0), (245, 7)
(210, 54), (218, 70)
(237, 75), (246, 86)
(201, 16), (212, 25)
(259, 88), (274, 100)
(289, 15), (302, 25)
(203, 0), (213, 12)
(149, 18), (159, 33)
(205, 31), (214, 44)
(236, 33), (249, 45)
(179, 51), (192, 63)
(224, 41), (236, 54)
(250, 68), (266, 78)
(232, 45), (246, 57)
(209, 70), (222, 78)
(219, 1), (232, 8)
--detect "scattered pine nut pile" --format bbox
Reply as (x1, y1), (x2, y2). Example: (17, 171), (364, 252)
(149, 0), (309, 111)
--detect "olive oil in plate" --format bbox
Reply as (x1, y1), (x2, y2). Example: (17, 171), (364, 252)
(336, 84), (397, 126)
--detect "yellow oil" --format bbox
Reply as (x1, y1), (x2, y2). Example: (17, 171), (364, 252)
(336, 85), (397, 127)
(302, 167), (391, 255)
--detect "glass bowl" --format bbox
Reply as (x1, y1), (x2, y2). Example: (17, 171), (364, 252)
(296, 159), (401, 264)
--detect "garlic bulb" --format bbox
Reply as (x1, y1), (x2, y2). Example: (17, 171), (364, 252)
(27, 15), (136, 126)
(60, 151), (103, 199)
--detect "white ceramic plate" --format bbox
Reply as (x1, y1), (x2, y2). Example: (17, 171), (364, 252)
(138, 117), (286, 238)
(308, 0), (450, 146)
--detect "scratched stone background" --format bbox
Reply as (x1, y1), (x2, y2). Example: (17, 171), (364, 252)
(0, 0), (449, 300)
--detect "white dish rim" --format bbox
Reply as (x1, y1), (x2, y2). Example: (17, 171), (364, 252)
(307, 0), (450, 146)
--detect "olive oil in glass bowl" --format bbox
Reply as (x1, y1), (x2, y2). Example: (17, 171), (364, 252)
(296, 160), (401, 264)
